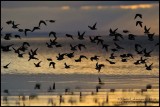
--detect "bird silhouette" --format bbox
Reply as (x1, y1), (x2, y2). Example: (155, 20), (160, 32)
(34, 61), (42, 67)
(90, 55), (100, 61)
(46, 20), (55, 23)
(52, 82), (55, 90)
(144, 26), (150, 34)
(95, 85), (101, 92)
(70, 44), (77, 51)
(55, 44), (62, 48)
(98, 77), (104, 85)
(89, 36), (96, 43)
(34, 83), (41, 89)
(136, 21), (143, 27)
(102, 44), (109, 52)
(32, 26), (40, 32)
(123, 30), (129, 33)
(49, 31), (57, 39)
(78, 31), (85, 40)
(145, 63), (153, 70)
(3, 62), (11, 69)
(4, 33), (12, 40)
(77, 44), (86, 51)
(140, 57), (147, 64)
(128, 34), (135, 40)
(49, 61), (56, 68)
(64, 63), (71, 69)
(66, 34), (74, 40)
(28, 52), (39, 61)
(75, 55), (88, 62)
(56, 53), (66, 61)
(126, 53), (134, 59)
(95, 62), (105, 72)
(121, 58), (128, 62)
(18, 29), (24, 32)
(109, 53), (117, 59)
(66, 52), (74, 58)
(38, 20), (47, 27)
(109, 28), (118, 36)
(47, 58), (52, 61)
(31, 48), (38, 55)
(24, 29), (31, 36)
(11, 21), (20, 29)
(106, 59), (115, 64)
(23, 42), (30, 47)
(114, 42), (124, 49)
(143, 48), (153, 57)
(14, 35), (21, 39)
(88, 22), (97, 30)
(134, 14), (142, 19)
(147, 33), (155, 41)
(134, 60), (141, 65)
(6, 20), (13, 25)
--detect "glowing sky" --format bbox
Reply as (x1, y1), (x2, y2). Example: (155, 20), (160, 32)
(1, 1), (159, 35)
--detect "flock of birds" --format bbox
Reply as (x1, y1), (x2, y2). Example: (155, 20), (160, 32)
(1, 14), (159, 106)
(1, 13), (158, 72)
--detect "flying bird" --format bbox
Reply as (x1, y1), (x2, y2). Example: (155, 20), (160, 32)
(14, 35), (21, 39)
(66, 34), (74, 40)
(90, 55), (100, 61)
(95, 62), (105, 72)
(109, 28), (118, 36)
(64, 63), (71, 69)
(49, 31), (57, 39)
(78, 31), (85, 40)
(38, 20), (47, 27)
(32, 26), (40, 32)
(88, 22), (97, 30)
(147, 33), (155, 41)
(109, 53), (117, 59)
(34, 61), (42, 67)
(46, 20), (55, 23)
(98, 77), (104, 85)
(123, 30), (129, 33)
(6, 20), (13, 25)
(31, 48), (38, 55)
(34, 83), (41, 89)
(24, 29), (32, 36)
(145, 63), (153, 70)
(49, 61), (56, 69)
(106, 59), (116, 64)
(144, 26), (150, 34)
(3, 62), (11, 69)
(136, 21), (143, 28)
(134, 14), (142, 19)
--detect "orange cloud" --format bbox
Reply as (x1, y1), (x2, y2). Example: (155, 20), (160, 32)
(119, 4), (153, 10)
(61, 6), (70, 10)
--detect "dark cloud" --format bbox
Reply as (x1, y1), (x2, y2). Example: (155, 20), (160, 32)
(1, 1), (158, 8)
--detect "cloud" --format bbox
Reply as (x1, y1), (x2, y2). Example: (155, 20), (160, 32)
(80, 3), (157, 10)
(61, 6), (70, 10)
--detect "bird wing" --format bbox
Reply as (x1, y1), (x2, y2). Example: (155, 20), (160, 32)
(39, 20), (47, 27)
(93, 22), (97, 28)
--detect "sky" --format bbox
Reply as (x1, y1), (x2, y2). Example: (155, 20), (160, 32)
(1, 1), (159, 35)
